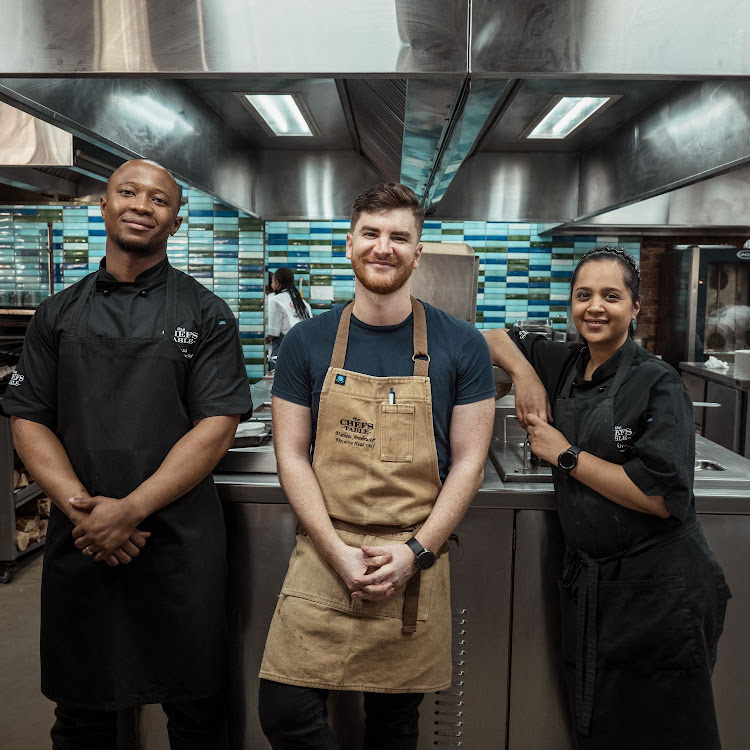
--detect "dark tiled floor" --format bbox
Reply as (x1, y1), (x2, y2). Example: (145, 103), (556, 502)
(0, 549), (55, 749)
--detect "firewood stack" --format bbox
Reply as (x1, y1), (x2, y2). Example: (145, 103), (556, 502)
(14, 465), (51, 552)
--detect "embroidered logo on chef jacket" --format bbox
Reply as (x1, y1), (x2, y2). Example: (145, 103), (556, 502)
(8, 371), (24, 387)
(614, 424), (634, 452)
(173, 326), (199, 359)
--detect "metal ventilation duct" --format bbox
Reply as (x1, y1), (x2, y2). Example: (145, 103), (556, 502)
(344, 80), (406, 183)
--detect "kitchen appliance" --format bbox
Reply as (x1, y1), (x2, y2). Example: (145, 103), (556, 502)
(658, 245), (750, 367)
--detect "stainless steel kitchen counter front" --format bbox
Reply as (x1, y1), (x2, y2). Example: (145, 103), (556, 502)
(208, 452), (750, 750)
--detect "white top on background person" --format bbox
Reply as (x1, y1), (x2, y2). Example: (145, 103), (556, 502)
(267, 268), (312, 338)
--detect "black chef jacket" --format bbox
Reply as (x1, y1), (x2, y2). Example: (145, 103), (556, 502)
(509, 329), (695, 521)
(4, 257), (251, 429)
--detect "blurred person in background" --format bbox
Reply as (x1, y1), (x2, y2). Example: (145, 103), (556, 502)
(267, 267), (311, 371)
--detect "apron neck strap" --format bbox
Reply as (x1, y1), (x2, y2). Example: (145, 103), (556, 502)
(66, 271), (99, 336)
(164, 264), (177, 337)
(329, 296), (430, 377)
(411, 297), (429, 377)
(608, 337), (636, 397)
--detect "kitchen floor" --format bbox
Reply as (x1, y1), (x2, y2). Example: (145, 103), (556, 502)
(0, 550), (55, 750)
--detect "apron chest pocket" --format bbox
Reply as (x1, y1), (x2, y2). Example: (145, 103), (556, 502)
(380, 403), (415, 462)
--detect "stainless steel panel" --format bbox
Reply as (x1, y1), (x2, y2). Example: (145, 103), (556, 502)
(417, 508), (514, 748)
(508, 511), (575, 749)
(0, 166), (78, 198)
(432, 152), (580, 222)
(0, 78), (256, 216)
(699, 515), (750, 750)
(255, 150), (382, 220)
(0, 101), (72, 166)
(704, 381), (742, 453)
(409, 243), (478, 322)
(471, 0), (750, 77)
(581, 164), (750, 229)
(579, 82), (750, 219)
(682, 371), (707, 429)
(0, 0), (468, 75)
(345, 80), (406, 183)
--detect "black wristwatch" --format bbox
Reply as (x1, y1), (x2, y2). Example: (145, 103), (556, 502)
(557, 445), (582, 473)
(406, 537), (436, 570)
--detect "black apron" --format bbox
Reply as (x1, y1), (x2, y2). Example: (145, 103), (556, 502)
(41, 267), (228, 710)
(553, 337), (730, 750)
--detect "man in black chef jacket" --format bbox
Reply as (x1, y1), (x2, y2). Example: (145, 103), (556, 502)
(3, 159), (251, 749)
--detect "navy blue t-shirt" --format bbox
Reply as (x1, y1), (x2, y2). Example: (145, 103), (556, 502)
(272, 302), (496, 480)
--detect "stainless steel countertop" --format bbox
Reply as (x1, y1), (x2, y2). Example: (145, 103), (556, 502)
(221, 393), (750, 514)
(215, 442), (750, 515)
(680, 361), (750, 391)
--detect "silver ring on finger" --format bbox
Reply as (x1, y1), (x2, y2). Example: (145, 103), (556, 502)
(83, 545), (94, 556)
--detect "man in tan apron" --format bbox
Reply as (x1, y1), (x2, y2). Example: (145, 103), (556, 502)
(258, 183), (495, 749)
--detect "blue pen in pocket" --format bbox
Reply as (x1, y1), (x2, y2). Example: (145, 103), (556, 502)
(389, 388), (396, 405)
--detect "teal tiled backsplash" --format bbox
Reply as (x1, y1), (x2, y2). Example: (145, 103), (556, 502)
(0, 202), (641, 383)
(0, 189), (266, 381)
(265, 221), (641, 330)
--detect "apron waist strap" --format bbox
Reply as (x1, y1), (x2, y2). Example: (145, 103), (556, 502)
(296, 519), (451, 634)
(561, 518), (700, 736)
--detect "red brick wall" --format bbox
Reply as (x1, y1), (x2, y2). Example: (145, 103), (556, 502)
(637, 236), (746, 352)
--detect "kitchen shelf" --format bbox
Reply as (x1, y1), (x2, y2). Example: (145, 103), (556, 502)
(14, 482), (43, 509)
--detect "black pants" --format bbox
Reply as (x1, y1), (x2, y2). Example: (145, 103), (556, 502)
(259, 679), (424, 750)
(51, 693), (228, 750)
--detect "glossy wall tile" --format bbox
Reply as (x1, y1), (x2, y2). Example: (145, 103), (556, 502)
(0, 189), (266, 381)
(265, 221), (641, 330)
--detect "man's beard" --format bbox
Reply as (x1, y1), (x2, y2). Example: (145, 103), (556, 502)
(113, 231), (158, 256)
(351, 253), (415, 295)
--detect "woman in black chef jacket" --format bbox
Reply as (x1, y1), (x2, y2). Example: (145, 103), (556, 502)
(484, 246), (731, 750)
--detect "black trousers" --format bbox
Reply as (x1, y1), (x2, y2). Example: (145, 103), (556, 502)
(51, 693), (228, 750)
(258, 679), (424, 750)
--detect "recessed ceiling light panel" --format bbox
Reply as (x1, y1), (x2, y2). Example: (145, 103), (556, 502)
(525, 95), (620, 139)
(239, 93), (318, 137)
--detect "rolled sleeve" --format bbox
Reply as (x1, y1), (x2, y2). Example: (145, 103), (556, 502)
(455, 328), (496, 405)
(507, 327), (577, 398)
(270, 324), (312, 407)
(2, 301), (58, 430)
(622, 372), (694, 521)
(185, 303), (252, 421)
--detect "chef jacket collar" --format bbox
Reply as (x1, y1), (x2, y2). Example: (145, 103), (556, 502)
(574, 341), (626, 387)
(96, 256), (170, 288)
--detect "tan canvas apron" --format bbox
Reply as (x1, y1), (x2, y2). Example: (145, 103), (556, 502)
(259, 298), (452, 693)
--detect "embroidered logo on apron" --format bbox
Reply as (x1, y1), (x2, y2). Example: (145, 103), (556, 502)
(173, 326), (199, 359)
(614, 424), (633, 451)
(336, 416), (376, 449)
(335, 374), (347, 385)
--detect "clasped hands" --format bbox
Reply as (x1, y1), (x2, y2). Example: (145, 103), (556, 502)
(69, 496), (150, 567)
(332, 541), (417, 602)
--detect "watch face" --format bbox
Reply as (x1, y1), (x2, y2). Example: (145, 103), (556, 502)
(558, 451), (576, 471)
(416, 550), (436, 570)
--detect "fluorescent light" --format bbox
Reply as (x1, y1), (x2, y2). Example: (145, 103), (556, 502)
(245, 94), (313, 136)
(527, 96), (612, 139)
